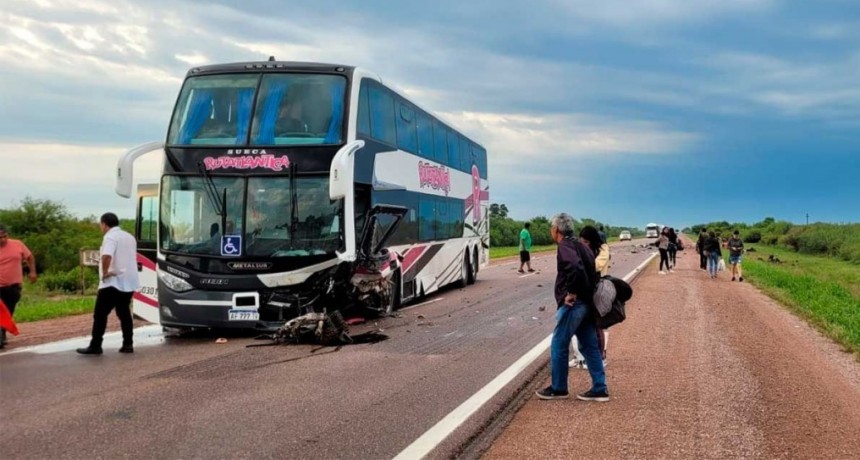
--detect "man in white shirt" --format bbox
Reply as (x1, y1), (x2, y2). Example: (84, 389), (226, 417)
(77, 213), (140, 355)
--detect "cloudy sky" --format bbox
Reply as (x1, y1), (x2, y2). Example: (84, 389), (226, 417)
(1, 0), (858, 228)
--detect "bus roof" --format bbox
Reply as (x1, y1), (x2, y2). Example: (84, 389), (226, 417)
(185, 61), (356, 77)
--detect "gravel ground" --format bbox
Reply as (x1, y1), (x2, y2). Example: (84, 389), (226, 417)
(484, 240), (860, 459)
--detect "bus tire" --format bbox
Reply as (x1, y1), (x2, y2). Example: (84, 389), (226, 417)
(458, 252), (470, 288)
(467, 248), (477, 285)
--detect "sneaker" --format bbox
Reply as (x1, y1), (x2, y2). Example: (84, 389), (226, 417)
(527, 269), (535, 273)
(658, 271), (666, 275)
(569, 359), (586, 369)
(669, 269), (675, 273)
(739, 277), (744, 282)
(577, 389), (610, 402)
(731, 277), (736, 281)
(536, 386), (569, 400)
(119, 345), (134, 354)
(76, 347), (103, 355)
(517, 269), (525, 274)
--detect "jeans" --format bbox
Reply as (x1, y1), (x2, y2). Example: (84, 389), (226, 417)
(550, 300), (607, 393)
(89, 287), (135, 349)
(708, 252), (721, 277)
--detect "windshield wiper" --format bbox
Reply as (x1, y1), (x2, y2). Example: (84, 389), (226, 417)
(289, 162), (299, 242)
(197, 161), (224, 217)
(196, 161), (227, 237)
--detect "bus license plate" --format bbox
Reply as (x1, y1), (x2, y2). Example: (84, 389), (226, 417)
(228, 310), (259, 321)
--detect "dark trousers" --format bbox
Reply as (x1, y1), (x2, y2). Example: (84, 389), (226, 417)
(90, 287), (134, 349)
(699, 251), (707, 269)
(1, 284), (22, 343)
(659, 249), (670, 271)
(668, 247), (677, 266)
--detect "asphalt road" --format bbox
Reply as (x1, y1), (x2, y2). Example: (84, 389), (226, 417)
(0, 240), (656, 460)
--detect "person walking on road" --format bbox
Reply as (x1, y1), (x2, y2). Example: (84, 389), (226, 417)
(657, 227), (671, 274)
(0, 224), (37, 348)
(667, 227), (679, 268)
(536, 213), (608, 401)
(704, 231), (722, 279)
(570, 225), (610, 368)
(727, 230), (745, 282)
(696, 228), (708, 270)
(77, 213), (140, 355)
(518, 222), (534, 274)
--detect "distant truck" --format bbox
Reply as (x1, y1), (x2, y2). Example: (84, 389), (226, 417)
(645, 223), (659, 238)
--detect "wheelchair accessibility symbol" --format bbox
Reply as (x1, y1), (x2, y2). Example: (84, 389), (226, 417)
(221, 236), (242, 257)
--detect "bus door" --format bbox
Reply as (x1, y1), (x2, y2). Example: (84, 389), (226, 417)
(133, 184), (160, 324)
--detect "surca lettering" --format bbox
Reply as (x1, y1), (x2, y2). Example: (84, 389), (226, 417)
(204, 155), (290, 171)
(418, 162), (451, 195)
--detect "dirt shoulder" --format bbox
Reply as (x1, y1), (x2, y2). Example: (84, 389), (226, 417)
(484, 240), (860, 459)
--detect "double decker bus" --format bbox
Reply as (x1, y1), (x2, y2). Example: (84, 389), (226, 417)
(117, 60), (489, 330)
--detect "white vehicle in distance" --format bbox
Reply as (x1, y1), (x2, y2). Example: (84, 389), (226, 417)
(645, 223), (659, 238)
(619, 231), (632, 241)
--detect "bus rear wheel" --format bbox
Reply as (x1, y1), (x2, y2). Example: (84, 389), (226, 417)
(467, 249), (477, 285)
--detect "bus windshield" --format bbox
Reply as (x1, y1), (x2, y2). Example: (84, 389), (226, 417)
(160, 176), (245, 256)
(246, 176), (342, 257)
(167, 73), (347, 146)
(160, 175), (342, 257)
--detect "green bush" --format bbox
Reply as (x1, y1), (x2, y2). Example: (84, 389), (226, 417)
(745, 231), (762, 243)
(40, 270), (80, 293)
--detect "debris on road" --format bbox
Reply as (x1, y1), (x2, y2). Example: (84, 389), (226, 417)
(215, 338), (228, 344)
(269, 310), (352, 345)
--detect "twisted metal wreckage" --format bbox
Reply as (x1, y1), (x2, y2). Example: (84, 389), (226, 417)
(267, 205), (407, 345)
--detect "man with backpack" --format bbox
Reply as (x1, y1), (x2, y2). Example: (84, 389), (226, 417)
(535, 213), (608, 402)
(727, 230), (745, 282)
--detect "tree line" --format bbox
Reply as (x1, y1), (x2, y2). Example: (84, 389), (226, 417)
(489, 203), (644, 247)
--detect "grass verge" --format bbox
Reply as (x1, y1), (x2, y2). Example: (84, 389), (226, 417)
(741, 244), (860, 358)
(13, 294), (95, 323)
(490, 245), (556, 259)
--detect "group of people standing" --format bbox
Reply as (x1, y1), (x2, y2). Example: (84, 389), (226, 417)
(0, 214), (140, 353)
(521, 216), (610, 402)
(696, 228), (745, 281)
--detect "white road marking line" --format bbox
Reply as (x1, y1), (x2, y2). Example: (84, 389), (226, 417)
(399, 297), (444, 312)
(392, 251), (659, 460)
(0, 325), (164, 356)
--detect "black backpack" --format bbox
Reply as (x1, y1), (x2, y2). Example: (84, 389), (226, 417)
(594, 275), (633, 329)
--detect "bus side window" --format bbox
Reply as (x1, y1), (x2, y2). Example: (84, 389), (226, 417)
(418, 198), (436, 241)
(459, 135), (471, 172)
(396, 100), (417, 153)
(369, 84), (396, 146)
(433, 121), (448, 164)
(417, 111), (434, 159)
(447, 130), (459, 169)
(357, 81), (370, 136)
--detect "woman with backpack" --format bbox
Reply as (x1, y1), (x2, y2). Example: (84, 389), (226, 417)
(667, 227), (679, 268)
(570, 225), (610, 368)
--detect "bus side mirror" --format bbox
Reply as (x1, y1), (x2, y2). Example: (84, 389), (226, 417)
(329, 140), (364, 262)
(116, 141), (165, 198)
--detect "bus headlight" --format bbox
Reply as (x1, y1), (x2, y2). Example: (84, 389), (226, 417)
(157, 269), (193, 292)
